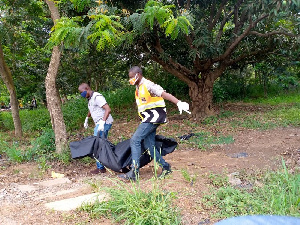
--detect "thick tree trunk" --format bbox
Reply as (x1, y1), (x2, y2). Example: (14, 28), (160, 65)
(45, 0), (67, 154)
(189, 77), (215, 120)
(45, 46), (67, 153)
(0, 43), (23, 137)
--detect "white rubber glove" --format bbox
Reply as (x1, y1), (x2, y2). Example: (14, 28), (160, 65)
(177, 101), (191, 114)
(97, 120), (105, 131)
(84, 117), (89, 129)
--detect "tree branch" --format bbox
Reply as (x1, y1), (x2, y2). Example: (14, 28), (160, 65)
(249, 30), (297, 38)
(208, 0), (216, 30)
(208, 0), (228, 32)
(185, 34), (202, 70)
(151, 54), (195, 85)
(233, 0), (245, 35)
(216, 10), (234, 43)
(216, 13), (268, 62)
(226, 47), (273, 66)
(143, 27), (196, 84)
(186, 0), (191, 10)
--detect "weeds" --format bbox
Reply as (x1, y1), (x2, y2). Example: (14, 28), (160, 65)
(202, 160), (300, 218)
(188, 132), (234, 150)
(81, 179), (181, 225)
(181, 168), (196, 185)
(2, 129), (57, 170)
(208, 173), (229, 188)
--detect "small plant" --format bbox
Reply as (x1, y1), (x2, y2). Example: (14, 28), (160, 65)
(37, 155), (51, 172)
(181, 168), (196, 185)
(208, 173), (229, 188)
(4, 142), (24, 163)
(56, 148), (72, 165)
(13, 169), (21, 174)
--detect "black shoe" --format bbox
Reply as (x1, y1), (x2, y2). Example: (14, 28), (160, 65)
(158, 165), (172, 179)
(118, 169), (139, 181)
(120, 167), (131, 173)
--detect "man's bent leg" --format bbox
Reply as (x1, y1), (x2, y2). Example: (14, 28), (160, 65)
(119, 123), (155, 181)
(143, 124), (168, 168)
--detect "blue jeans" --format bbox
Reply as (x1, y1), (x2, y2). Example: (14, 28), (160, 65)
(130, 122), (168, 172)
(94, 123), (112, 169)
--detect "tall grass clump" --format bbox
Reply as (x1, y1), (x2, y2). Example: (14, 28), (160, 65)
(81, 179), (181, 225)
(202, 160), (300, 218)
(3, 142), (24, 163)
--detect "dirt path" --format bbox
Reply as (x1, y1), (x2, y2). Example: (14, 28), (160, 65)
(0, 126), (299, 225)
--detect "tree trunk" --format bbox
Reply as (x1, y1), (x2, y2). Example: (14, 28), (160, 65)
(45, 0), (67, 154)
(0, 43), (23, 137)
(189, 75), (215, 120)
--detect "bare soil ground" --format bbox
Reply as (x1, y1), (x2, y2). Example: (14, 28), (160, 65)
(1, 104), (299, 225)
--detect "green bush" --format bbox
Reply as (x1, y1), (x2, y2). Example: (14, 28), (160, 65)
(0, 111), (14, 130)
(2, 129), (56, 163)
(20, 108), (51, 131)
(62, 97), (88, 131)
(102, 86), (135, 109)
(4, 142), (24, 163)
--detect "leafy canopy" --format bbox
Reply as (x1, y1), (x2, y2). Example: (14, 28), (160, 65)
(47, 0), (193, 50)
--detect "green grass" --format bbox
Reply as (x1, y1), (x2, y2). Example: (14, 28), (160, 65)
(0, 108), (51, 132)
(188, 131), (234, 150)
(245, 92), (300, 105)
(0, 87), (137, 133)
(226, 104), (300, 130)
(81, 179), (181, 225)
(1, 129), (56, 164)
(202, 160), (300, 218)
(266, 106), (300, 126)
(229, 114), (278, 130)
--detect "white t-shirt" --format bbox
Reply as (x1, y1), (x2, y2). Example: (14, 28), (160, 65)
(88, 92), (113, 124)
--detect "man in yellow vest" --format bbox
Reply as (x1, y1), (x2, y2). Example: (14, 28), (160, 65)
(119, 66), (190, 181)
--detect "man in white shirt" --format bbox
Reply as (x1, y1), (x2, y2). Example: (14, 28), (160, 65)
(78, 83), (113, 174)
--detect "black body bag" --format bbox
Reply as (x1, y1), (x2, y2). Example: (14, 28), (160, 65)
(70, 133), (178, 172)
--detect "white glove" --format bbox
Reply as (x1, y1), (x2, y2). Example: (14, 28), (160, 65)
(84, 117), (89, 129)
(177, 101), (191, 114)
(97, 120), (105, 131)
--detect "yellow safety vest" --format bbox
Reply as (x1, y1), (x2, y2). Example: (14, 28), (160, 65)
(135, 83), (167, 123)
